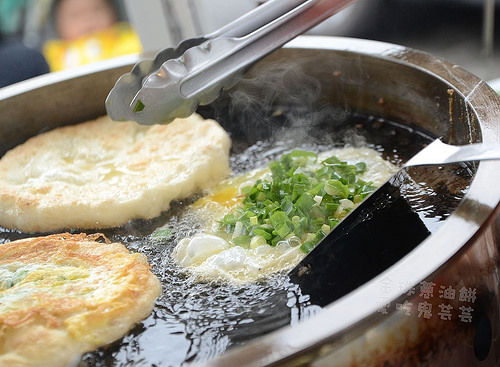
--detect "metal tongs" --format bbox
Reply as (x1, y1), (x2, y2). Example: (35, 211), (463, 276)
(105, 0), (355, 124)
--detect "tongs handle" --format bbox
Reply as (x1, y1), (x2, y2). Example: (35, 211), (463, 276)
(104, 0), (309, 123)
(210, 0), (312, 38)
(106, 0), (355, 124)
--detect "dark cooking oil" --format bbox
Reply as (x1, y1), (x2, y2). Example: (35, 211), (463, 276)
(0, 114), (474, 367)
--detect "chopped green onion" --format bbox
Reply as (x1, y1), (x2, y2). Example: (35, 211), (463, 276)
(250, 235), (267, 248)
(233, 235), (252, 246)
(152, 227), (172, 239)
(217, 150), (376, 253)
(133, 99), (145, 113)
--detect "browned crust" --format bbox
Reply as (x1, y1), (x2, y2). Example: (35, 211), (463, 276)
(0, 233), (161, 367)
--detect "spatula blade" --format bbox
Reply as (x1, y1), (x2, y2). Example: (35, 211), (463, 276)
(288, 172), (431, 307)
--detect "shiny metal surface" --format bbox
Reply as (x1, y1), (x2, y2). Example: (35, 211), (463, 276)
(403, 139), (500, 167)
(288, 137), (500, 285)
(200, 36), (500, 366)
(0, 36), (499, 366)
(0, 54), (139, 157)
(105, 0), (355, 124)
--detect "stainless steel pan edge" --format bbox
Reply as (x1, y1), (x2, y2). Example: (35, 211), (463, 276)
(1, 36), (500, 366)
(0, 53), (140, 156)
(199, 37), (500, 366)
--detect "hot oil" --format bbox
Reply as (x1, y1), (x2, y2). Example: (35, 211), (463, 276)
(0, 114), (474, 366)
(285, 116), (475, 307)
(78, 139), (331, 366)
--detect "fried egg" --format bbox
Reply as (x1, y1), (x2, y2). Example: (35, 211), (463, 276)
(0, 233), (161, 367)
(0, 113), (231, 233)
(172, 147), (398, 283)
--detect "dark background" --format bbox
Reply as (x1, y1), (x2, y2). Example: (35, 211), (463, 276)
(324, 0), (500, 83)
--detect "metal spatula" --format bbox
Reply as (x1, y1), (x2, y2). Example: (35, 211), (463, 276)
(288, 138), (500, 305)
(401, 138), (500, 167)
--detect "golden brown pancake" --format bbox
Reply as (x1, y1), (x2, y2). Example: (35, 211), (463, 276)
(0, 233), (161, 367)
(0, 113), (231, 233)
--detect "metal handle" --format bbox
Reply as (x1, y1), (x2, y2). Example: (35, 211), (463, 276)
(404, 139), (500, 167)
(210, 0), (311, 38)
(106, 0), (356, 124)
(444, 142), (500, 163)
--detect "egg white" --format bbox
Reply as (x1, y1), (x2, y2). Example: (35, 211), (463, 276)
(172, 147), (398, 283)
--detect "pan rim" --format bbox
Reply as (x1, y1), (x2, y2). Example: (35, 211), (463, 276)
(199, 35), (500, 367)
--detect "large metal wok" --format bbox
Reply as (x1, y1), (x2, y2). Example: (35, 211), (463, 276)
(1, 36), (500, 366)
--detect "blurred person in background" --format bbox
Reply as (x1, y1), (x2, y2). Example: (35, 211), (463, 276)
(43, 0), (141, 71)
(0, 16), (50, 88)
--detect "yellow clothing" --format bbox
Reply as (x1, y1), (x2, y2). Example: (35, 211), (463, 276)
(43, 22), (141, 71)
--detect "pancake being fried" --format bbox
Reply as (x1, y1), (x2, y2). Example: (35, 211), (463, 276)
(0, 233), (161, 367)
(0, 113), (231, 233)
